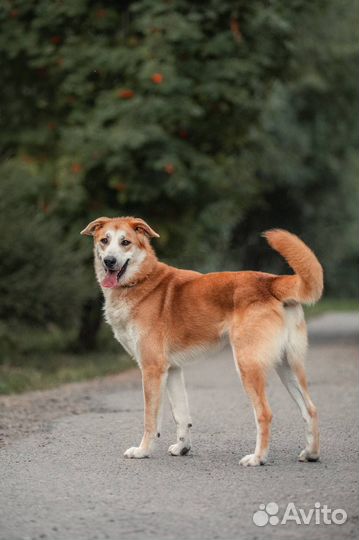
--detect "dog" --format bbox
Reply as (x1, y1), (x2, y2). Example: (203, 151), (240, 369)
(81, 216), (323, 466)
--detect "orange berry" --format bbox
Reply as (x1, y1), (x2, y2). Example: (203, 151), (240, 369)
(71, 163), (82, 174)
(96, 9), (107, 18)
(113, 182), (127, 192)
(164, 163), (175, 175)
(51, 35), (62, 45)
(151, 72), (164, 84)
(117, 89), (135, 99)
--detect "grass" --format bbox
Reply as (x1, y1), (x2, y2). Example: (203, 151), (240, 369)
(0, 352), (135, 395)
(0, 298), (356, 395)
(0, 323), (135, 395)
(304, 297), (358, 319)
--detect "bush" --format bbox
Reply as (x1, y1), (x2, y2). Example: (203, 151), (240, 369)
(0, 0), (357, 366)
(0, 160), (88, 327)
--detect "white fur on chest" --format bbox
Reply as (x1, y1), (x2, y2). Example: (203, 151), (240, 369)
(103, 294), (140, 360)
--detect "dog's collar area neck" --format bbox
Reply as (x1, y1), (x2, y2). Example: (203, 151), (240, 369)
(120, 276), (147, 289)
(120, 270), (153, 289)
(120, 281), (138, 289)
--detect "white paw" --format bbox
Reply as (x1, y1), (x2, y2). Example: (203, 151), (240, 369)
(124, 446), (149, 459)
(298, 449), (320, 462)
(168, 441), (191, 456)
(240, 454), (264, 467)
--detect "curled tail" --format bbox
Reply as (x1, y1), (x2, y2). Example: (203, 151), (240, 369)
(263, 229), (323, 305)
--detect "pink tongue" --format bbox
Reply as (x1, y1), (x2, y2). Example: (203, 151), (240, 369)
(102, 271), (118, 288)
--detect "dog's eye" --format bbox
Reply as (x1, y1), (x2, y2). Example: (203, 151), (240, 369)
(121, 239), (131, 246)
(100, 238), (108, 245)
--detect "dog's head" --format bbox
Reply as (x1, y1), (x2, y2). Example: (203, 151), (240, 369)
(81, 216), (159, 288)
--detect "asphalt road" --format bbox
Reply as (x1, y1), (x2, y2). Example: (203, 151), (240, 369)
(1, 312), (358, 540)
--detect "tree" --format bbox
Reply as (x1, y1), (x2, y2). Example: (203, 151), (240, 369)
(0, 160), (88, 328)
(0, 0), (357, 350)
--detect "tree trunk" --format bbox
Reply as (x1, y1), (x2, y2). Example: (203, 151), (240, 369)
(77, 295), (103, 351)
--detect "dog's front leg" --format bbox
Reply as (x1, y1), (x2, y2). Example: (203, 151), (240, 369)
(124, 364), (167, 459)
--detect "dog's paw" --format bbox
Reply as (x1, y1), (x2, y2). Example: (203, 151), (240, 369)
(124, 446), (149, 459)
(239, 454), (264, 467)
(168, 442), (191, 456)
(298, 449), (320, 462)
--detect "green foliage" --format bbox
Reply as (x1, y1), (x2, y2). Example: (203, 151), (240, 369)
(1, 0), (263, 268)
(231, 2), (358, 297)
(0, 160), (89, 326)
(0, 0), (357, 366)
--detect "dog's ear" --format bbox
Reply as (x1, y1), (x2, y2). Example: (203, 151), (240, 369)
(80, 217), (110, 236)
(130, 218), (160, 239)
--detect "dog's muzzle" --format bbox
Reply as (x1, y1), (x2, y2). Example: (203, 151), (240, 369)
(101, 259), (130, 288)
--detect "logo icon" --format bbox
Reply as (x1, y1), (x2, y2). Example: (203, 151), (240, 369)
(253, 502), (279, 526)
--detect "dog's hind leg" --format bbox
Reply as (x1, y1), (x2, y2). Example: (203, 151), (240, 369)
(234, 357), (273, 467)
(276, 308), (319, 461)
(230, 306), (286, 466)
(167, 366), (192, 456)
(276, 354), (319, 462)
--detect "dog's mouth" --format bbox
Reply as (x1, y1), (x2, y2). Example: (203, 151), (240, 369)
(102, 259), (130, 288)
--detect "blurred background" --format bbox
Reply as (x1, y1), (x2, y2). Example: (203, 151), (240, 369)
(0, 0), (357, 394)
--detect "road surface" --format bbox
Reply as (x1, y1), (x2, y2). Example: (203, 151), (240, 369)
(0, 312), (358, 540)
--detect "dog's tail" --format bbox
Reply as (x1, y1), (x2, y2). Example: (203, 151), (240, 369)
(263, 229), (323, 305)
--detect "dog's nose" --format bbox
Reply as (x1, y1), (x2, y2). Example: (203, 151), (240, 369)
(104, 256), (117, 269)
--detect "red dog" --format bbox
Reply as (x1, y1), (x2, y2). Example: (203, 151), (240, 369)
(81, 217), (323, 466)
